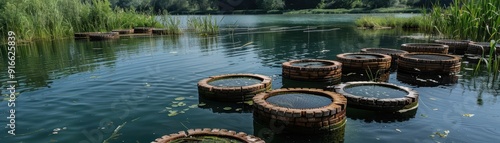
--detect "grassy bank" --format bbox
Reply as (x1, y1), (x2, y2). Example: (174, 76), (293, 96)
(428, 0), (499, 41)
(356, 0), (499, 42)
(0, 0), (161, 41)
(355, 16), (432, 31)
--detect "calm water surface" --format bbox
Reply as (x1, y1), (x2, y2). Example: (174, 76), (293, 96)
(1, 14), (499, 143)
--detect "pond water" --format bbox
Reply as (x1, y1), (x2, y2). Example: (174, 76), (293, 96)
(344, 85), (408, 99)
(291, 61), (331, 68)
(265, 93), (332, 109)
(208, 77), (262, 87)
(1, 14), (499, 143)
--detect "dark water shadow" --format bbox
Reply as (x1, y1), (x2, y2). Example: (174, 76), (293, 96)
(253, 120), (345, 143)
(346, 107), (417, 123)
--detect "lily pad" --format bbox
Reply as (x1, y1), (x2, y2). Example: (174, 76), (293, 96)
(223, 107), (232, 110)
(188, 104), (198, 108)
(463, 113), (474, 117)
(198, 103), (206, 107)
(175, 97), (185, 101)
(244, 101), (253, 105)
(435, 130), (450, 138)
(168, 110), (178, 116)
(235, 108), (242, 111)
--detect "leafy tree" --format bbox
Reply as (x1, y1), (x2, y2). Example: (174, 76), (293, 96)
(257, 0), (285, 10)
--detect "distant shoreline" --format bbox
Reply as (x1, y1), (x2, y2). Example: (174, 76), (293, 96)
(167, 8), (422, 15)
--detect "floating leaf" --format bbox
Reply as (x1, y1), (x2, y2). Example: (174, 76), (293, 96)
(198, 103), (206, 107)
(188, 104), (198, 108)
(172, 101), (179, 103)
(145, 83), (151, 87)
(177, 102), (186, 106)
(90, 75), (99, 79)
(235, 108), (242, 111)
(396, 129), (402, 132)
(171, 105), (179, 108)
(168, 110), (178, 116)
(433, 108), (438, 111)
(175, 97), (185, 101)
(179, 111), (185, 114)
(420, 114), (428, 118)
(435, 130), (450, 138)
(244, 101), (253, 105)
(429, 98), (437, 100)
(223, 107), (232, 110)
(463, 113), (475, 117)
(165, 107), (172, 110)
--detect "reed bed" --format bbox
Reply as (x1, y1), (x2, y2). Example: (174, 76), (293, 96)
(355, 16), (433, 31)
(428, 0), (500, 42)
(187, 15), (220, 36)
(0, 0), (161, 41)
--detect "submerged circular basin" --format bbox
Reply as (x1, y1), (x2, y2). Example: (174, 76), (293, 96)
(208, 77), (262, 87)
(265, 92), (333, 109)
(152, 128), (263, 143)
(398, 53), (461, 74)
(401, 43), (449, 54)
(198, 73), (272, 102)
(335, 82), (418, 112)
(253, 88), (347, 133)
(282, 59), (342, 83)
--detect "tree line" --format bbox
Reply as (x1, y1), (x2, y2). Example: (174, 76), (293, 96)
(107, 0), (453, 13)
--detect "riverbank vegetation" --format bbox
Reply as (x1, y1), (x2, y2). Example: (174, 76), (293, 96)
(356, 0), (499, 42)
(0, 0), (161, 41)
(108, 0), (448, 14)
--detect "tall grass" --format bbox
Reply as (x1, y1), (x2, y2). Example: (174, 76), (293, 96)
(355, 16), (432, 31)
(427, 0), (500, 41)
(159, 12), (182, 35)
(0, 0), (161, 41)
(187, 15), (220, 36)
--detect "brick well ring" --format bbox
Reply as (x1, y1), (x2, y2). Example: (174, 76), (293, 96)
(336, 53), (392, 82)
(282, 59), (342, 84)
(334, 81), (418, 113)
(112, 29), (134, 34)
(252, 88), (347, 133)
(88, 32), (120, 41)
(360, 48), (409, 71)
(152, 128), (264, 143)
(197, 73), (272, 102)
(401, 43), (449, 54)
(434, 39), (472, 55)
(397, 53), (461, 75)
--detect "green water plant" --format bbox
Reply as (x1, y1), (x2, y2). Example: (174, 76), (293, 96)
(159, 11), (182, 35)
(427, 0), (500, 41)
(0, 0), (161, 41)
(188, 15), (220, 36)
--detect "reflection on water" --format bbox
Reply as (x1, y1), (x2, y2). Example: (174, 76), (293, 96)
(0, 14), (499, 143)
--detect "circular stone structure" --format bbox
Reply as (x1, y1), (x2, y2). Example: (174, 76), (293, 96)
(467, 42), (500, 56)
(133, 27), (153, 34)
(253, 88), (347, 133)
(401, 43), (449, 54)
(360, 48), (409, 71)
(282, 59), (342, 83)
(434, 39), (472, 55)
(334, 82), (418, 112)
(152, 128), (264, 143)
(74, 32), (101, 39)
(336, 53), (391, 82)
(198, 74), (272, 102)
(398, 53), (461, 74)
(88, 32), (119, 41)
(112, 29), (134, 34)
